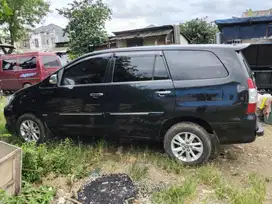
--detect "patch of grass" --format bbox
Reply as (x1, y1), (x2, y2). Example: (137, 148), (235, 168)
(196, 164), (221, 186)
(0, 181), (55, 204)
(215, 174), (266, 204)
(152, 177), (198, 204)
(128, 162), (149, 181)
(21, 138), (105, 182)
(152, 153), (184, 174)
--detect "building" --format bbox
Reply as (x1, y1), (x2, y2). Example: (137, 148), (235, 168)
(18, 24), (68, 52)
(215, 15), (272, 44)
(242, 9), (272, 17)
(91, 25), (188, 51)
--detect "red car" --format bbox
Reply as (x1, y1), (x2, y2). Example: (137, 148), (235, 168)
(0, 52), (62, 91)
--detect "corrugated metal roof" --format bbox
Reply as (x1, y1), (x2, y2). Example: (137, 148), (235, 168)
(111, 29), (172, 40)
(215, 15), (272, 26)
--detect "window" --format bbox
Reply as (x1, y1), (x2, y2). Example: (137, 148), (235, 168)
(113, 53), (154, 82)
(164, 51), (228, 80)
(62, 54), (109, 85)
(2, 59), (17, 71)
(19, 57), (37, 69)
(153, 55), (169, 80)
(42, 56), (60, 68)
(34, 39), (39, 48)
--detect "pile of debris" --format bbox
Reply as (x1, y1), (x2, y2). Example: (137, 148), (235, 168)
(77, 174), (138, 204)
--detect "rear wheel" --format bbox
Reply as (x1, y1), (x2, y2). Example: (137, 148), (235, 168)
(164, 122), (212, 165)
(23, 83), (32, 89)
(16, 114), (45, 143)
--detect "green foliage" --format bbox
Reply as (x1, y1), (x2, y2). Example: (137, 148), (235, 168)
(180, 17), (218, 44)
(152, 178), (198, 204)
(58, 0), (112, 58)
(0, 0), (12, 18)
(21, 139), (94, 182)
(0, 0), (50, 46)
(0, 181), (55, 204)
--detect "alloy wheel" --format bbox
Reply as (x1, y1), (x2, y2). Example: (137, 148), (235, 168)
(171, 132), (204, 162)
(20, 120), (41, 142)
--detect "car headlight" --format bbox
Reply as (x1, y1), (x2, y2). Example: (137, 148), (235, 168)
(6, 95), (14, 106)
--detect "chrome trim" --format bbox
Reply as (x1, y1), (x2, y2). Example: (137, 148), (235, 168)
(109, 112), (164, 116)
(59, 113), (102, 116)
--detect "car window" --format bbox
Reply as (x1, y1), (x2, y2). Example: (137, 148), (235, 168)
(62, 54), (110, 85)
(2, 59), (17, 71)
(19, 57), (37, 69)
(113, 52), (154, 82)
(42, 56), (61, 68)
(154, 55), (169, 80)
(164, 50), (228, 80)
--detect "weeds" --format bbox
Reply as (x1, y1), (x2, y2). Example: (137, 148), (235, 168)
(21, 138), (103, 182)
(215, 174), (266, 204)
(128, 162), (149, 181)
(152, 177), (198, 204)
(0, 181), (55, 204)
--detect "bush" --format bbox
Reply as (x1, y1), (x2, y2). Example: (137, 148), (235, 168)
(21, 138), (93, 182)
(0, 181), (55, 204)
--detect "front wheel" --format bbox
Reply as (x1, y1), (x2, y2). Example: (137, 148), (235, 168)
(164, 122), (212, 165)
(16, 114), (46, 143)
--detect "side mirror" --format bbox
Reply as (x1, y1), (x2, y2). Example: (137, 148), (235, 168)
(49, 74), (58, 85)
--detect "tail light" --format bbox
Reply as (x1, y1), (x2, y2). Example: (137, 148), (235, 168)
(247, 78), (257, 114)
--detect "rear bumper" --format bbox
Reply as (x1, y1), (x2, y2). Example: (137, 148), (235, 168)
(211, 114), (261, 144)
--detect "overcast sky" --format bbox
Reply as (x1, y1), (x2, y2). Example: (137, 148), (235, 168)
(44, 0), (271, 34)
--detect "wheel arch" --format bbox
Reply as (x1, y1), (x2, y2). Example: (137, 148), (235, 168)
(159, 116), (214, 140)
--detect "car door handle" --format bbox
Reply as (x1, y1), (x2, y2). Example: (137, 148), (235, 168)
(90, 93), (103, 98)
(155, 90), (171, 97)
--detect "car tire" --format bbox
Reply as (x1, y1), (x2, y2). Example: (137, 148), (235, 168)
(164, 122), (212, 166)
(23, 83), (32, 89)
(16, 114), (46, 143)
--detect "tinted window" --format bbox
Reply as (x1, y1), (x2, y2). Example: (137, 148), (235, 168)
(154, 55), (169, 80)
(2, 59), (17, 71)
(164, 51), (228, 80)
(62, 55), (109, 85)
(19, 57), (37, 69)
(42, 56), (60, 68)
(113, 53), (154, 82)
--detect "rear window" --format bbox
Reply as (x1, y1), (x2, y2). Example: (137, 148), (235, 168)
(237, 51), (253, 78)
(19, 57), (37, 69)
(164, 50), (228, 80)
(42, 56), (60, 68)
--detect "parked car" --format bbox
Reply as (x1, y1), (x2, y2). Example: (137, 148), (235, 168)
(4, 44), (264, 165)
(0, 52), (62, 92)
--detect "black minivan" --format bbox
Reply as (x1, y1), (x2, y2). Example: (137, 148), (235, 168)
(4, 44), (264, 165)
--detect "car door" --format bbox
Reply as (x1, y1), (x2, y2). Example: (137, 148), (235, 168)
(104, 51), (176, 140)
(0, 57), (19, 91)
(17, 56), (40, 88)
(40, 55), (62, 79)
(40, 53), (112, 137)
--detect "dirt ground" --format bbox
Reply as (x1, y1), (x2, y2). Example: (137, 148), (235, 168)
(215, 123), (272, 203)
(43, 124), (272, 204)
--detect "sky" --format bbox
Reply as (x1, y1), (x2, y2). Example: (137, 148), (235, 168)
(44, 0), (271, 34)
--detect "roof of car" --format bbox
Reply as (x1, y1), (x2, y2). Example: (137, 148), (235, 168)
(87, 43), (250, 56)
(0, 52), (57, 58)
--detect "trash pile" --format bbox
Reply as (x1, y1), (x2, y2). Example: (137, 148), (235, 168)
(78, 174), (138, 204)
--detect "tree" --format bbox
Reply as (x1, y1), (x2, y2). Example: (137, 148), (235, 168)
(180, 17), (218, 44)
(0, 0), (12, 18)
(0, 0), (50, 47)
(58, 0), (111, 58)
